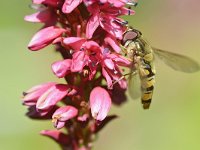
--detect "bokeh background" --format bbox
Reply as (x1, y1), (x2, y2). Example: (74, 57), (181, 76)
(1, 0), (200, 149)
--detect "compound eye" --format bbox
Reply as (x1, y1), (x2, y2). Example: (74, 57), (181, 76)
(122, 30), (138, 45)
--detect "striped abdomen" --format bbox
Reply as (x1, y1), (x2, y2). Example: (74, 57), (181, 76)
(138, 52), (155, 109)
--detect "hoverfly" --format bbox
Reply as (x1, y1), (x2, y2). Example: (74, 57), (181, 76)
(121, 28), (200, 109)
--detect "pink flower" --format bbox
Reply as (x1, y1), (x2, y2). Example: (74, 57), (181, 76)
(52, 59), (72, 78)
(23, 0), (137, 148)
(36, 84), (77, 111)
(33, 0), (60, 7)
(89, 87), (111, 121)
(62, 0), (82, 13)
(104, 34), (121, 53)
(22, 82), (77, 112)
(62, 37), (101, 79)
(101, 52), (131, 89)
(24, 8), (57, 26)
(52, 106), (78, 129)
(86, 2), (134, 39)
(22, 82), (56, 106)
(28, 26), (66, 51)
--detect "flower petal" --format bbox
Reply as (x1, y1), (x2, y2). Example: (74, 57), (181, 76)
(52, 106), (78, 129)
(28, 26), (65, 51)
(86, 13), (100, 39)
(33, 0), (59, 7)
(40, 130), (70, 145)
(102, 68), (113, 88)
(52, 59), (72, 78)
(53, 106), (78, 122)
(63, 37), (86, 51)
(71, 51), (87, 72)
(62, 0), (82, 13)
(104, 35), (121, 53)
(24, 8), (57, 26)
(104, 59), (115, 70)
(90, 87), (111, 121)
(36, 84), (70, 110)
(22, 82), (56, 106)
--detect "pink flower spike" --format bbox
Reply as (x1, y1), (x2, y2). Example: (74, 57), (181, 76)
(62, 0), (82, 14)
(33, 0), (59, 7)
(52, 59), (72, 78)
(90, 87), (112, 121)
(28, 26), (65, 51)
(52, 106), (78, 129)
(22, 82), (56, 106)
(36, 84), (72, 111)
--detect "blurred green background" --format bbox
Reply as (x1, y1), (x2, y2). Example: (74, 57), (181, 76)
(1, 0), (200, 149)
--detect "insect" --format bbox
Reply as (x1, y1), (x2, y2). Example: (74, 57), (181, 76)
(121, 28), (200, 109)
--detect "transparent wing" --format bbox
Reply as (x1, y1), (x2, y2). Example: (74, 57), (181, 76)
(127, 71), (141, 100)
(153, 47), (200, 73)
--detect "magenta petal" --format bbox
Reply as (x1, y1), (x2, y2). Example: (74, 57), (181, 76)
(71, 51), (86, 72)
(24, 9), (52, 23)
(28, 26), (65, 51)
(104, 59), (115, 70)
(53, 106), (78, 122)
(100, 16), (124, 40)
(62, 0), (82, 13)
(63, 37), (86, 51)
(52, 106), (78, 129)
(36, 84), (69, 110)
(107, 0), (126, 7)
(90, 87), (111, 121)
(113, 55), (131, 66)
(54, 121), (66, 129)
(52, 59), (72, 78)
(33, 0), (59, 7)
(102, 68), (113, 88)
(104, 35), (121, 53)
(107, 53), (131, 66)
(40, 130), (70, 145)
(86, 13), (100, 39)
(22, 82), (56, 106)
(84, 41), (101, 52)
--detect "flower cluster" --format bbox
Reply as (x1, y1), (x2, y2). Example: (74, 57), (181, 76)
(22, 0), (136, 149)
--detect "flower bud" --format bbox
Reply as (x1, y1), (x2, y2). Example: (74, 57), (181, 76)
(22, 82), (56, 106)
(52, 106), (78, 129)
(36, 84), (74, 111)
(90, 87), (111, 121)
(28, 26), (65, 50)
(52, 59), (72, 78)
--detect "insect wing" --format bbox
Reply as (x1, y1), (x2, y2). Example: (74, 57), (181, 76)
(153, 47), (200, 73)
(128, 72), (141, 100)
